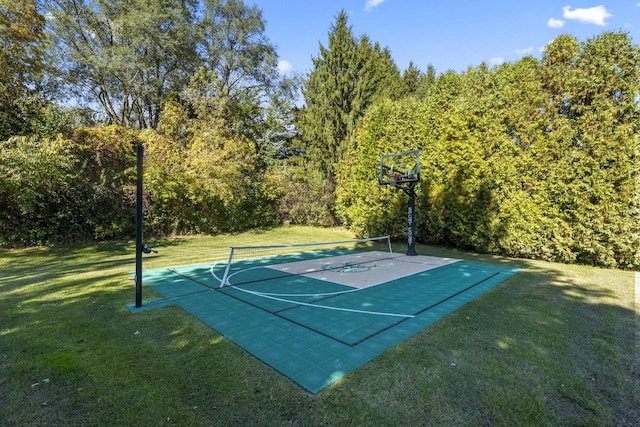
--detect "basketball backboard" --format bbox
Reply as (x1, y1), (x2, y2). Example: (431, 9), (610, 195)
(379, 150), (420, 186)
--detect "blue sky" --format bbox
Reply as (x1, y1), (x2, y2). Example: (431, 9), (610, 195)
(249, 1), (640, 75)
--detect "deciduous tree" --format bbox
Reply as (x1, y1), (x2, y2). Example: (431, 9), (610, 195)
(46, 0), (199, 128)
(0, 0), (46, 139)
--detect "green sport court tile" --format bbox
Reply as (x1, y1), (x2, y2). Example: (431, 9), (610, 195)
(129, 258), (519, 394)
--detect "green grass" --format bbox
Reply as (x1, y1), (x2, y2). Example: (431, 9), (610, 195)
(1, 226), (638, 426)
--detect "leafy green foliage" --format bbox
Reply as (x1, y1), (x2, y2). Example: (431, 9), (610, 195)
(337, 32), (639, 269)
(148, 70), (282, 234)
(0, 0), (47, 139)
(70, 126), (140, 239)
(301, 11), (402, 180)
(0, 135), (80, 245)
(1, 233), (637, 425)
(0, 122), (281, 246)
(0, 126), (143, 245)
(200, 0), (277, 98)
(1, 11), (637, 271)
(267, 156), (339, 226)
(46, 0), (200, 128)
(44, 0), (283, 133)
(288, 10), (405, 227)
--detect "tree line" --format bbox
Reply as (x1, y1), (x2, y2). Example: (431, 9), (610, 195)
(338, 34), (639, 269)
(1, 2), (638, 269)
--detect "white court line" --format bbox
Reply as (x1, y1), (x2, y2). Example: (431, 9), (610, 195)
(210, 253), (463, 318)
(266, 253), (460, 289)
(226, 285), (415, 318)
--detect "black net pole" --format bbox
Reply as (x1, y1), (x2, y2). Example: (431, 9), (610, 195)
(135, 144), (143, 308)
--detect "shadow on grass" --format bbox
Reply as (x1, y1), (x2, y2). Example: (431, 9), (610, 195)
(0, 241), (135, 286)
(313, 254), (639, 426)
(491, 266), (638, 425)
(0, 237), (638, 426)
(0, 238), (310, 425)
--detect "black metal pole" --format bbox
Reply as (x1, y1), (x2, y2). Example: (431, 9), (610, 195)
(406, 183), (418, 256)
(135, 144), (143, 308)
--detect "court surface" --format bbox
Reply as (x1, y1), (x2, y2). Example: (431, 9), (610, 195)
(128, 251), (519, 394)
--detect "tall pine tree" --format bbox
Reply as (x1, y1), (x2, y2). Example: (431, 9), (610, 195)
(301, 10), (401, 180)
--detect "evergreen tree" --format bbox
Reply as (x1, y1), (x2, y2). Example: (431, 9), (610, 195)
(301, 10), (357, 179)
(541, 32), (640, 267)
(301, 10), (402, 180)
(337, 31), (639, 269)
(401, 62), (434, 100)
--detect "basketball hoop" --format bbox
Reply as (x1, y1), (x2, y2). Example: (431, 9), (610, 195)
(379, 150), (420, 186)
(379, 150), (420, 256)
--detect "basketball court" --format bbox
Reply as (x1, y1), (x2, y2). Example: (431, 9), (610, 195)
(128, 245), (519, 394)
(129, 150), (519, 393)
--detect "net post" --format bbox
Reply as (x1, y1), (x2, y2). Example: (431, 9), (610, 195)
(135, 144), (144, 307)
(220, 247), (235, 287)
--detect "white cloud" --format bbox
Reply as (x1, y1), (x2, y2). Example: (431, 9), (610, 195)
(562, 5), (612, 26)
(364, 0), (385, 12)
(277, 60), (292, 74)
(490, 57), (505, 66)
(547, 18), (565, 28)
(516, 47), (534, 55)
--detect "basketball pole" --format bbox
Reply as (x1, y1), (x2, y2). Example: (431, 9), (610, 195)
(402, 181), (418, 256)
(379, 150), (420, 257)
(135, 144), (143, 308)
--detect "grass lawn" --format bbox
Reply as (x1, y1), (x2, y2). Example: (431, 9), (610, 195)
(1, 226), (637, 426)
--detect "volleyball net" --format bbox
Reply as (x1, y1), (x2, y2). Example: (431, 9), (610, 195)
(216, 236), (394, 288)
